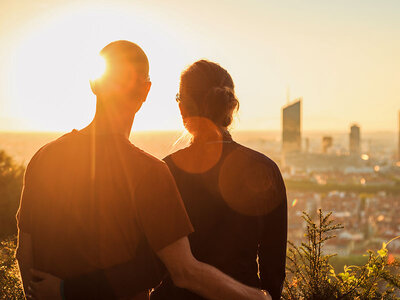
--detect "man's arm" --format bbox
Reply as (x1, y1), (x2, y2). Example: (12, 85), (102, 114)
(16, 149), (43, 298)
(29, 236), (270, 300)
(157, 236), (270, 300)
(16, 231), (34, 298)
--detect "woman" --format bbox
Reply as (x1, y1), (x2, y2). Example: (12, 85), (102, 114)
(31, 60), (287, 300)
(152, 60), (287, 300)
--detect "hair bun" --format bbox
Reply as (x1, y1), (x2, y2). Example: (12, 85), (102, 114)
(179, 60), (239, 130)
(203, 86), (239, 127)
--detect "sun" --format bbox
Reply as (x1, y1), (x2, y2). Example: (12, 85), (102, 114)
(10, 3), (190, 132)
(88, 55), (107, 82)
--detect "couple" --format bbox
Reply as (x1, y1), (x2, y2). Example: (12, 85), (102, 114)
(16, 40), (287, 300)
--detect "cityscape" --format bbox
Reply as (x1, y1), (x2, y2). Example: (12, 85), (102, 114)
(278, 97), (400, 255)
(1, 0), (400, 298)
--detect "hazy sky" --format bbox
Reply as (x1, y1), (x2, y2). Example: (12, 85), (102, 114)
(0, 0), (399, 132)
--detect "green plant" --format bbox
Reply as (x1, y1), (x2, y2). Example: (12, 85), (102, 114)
(283, 209), (400, 299)
(0, 150), (25, 238)
(331, 237), (400, 299)
(0, 236), (24, 299)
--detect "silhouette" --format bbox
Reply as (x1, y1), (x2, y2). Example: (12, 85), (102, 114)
(16, 41), (270, 300)
(46, 60), (287, 300)
(154, 60), (288, 300)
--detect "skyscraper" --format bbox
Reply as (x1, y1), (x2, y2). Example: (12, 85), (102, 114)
(322, 136), (333, 154)
(349, 124), (361, 155)
(282, 99), (302, 153)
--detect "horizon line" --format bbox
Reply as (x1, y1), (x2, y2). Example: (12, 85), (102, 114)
(0, 129), (398, 134)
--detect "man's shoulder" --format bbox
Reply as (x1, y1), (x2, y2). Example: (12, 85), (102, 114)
(126, 142), (169, 174)
(27, 132), (76, 166)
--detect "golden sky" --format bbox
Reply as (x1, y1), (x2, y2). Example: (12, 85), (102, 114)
(0, 0), (399, 132)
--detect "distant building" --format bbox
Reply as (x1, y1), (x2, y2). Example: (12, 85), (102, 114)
(349, 124), (361, 155)
(282, 99), (302, 153)
(322, 136), (333, 154)
(304, 137), (310, 153)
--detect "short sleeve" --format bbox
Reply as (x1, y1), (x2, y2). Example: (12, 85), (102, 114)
(134, 162), (194, 252)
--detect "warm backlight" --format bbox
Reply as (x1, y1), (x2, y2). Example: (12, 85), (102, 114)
(89, 55), (107, 82)
(10, 4), (187, 132)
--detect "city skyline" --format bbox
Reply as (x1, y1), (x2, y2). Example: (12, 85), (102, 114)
(0, 0), (399, 132)
(282, 99), (302, 153)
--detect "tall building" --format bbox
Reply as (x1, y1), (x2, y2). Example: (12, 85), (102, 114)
(322, 136), (333, 154)
(349, 124), (361, 155)
(282, 99), (302, 153)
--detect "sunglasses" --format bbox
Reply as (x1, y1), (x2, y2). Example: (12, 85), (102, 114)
(175, 93), (181, 103)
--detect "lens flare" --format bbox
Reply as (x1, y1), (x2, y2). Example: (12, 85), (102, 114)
(361, 154), (369, 161)
(89, 55), (107, 81)
(218, 149), (279, 216)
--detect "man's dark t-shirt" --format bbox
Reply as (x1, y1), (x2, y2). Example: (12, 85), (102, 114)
(17, 130), (193, 298)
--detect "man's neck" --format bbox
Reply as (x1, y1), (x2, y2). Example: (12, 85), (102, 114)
(82, 106), (135, 139)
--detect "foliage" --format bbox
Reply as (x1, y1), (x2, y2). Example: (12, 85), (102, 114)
(0, 236), (24, 299)
(330, 255), (369, 273)
(283, 209), (400, 299)
(0, 150), (25, 238)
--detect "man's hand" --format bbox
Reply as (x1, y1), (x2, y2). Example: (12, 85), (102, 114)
(29, 269), (62, 300)
(262, 290), (272, 300)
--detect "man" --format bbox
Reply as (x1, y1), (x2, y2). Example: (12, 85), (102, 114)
(16, 40), (270, 300)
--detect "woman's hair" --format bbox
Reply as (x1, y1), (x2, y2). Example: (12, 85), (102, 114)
(179, 60), (239, 131)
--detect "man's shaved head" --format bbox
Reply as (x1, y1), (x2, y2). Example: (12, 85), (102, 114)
(92, 40), (150, 100)
(100, 40), (149, 79)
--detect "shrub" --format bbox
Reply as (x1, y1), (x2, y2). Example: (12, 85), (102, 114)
(283, 209), (400, 299)
(0, 236), (24, 299)
(0, 150), (25, 238)
(0, 150), (24, 298)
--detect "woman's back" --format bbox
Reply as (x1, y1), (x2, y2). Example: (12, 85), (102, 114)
(152, 134), (287, 300)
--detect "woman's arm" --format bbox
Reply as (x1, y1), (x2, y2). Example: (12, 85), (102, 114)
(258, 166), (288, 300)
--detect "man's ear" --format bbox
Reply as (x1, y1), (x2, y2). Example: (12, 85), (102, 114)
(90, 79), (97, 95)
(140, 81), (152, 103)
(178, 101), (187, 116)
